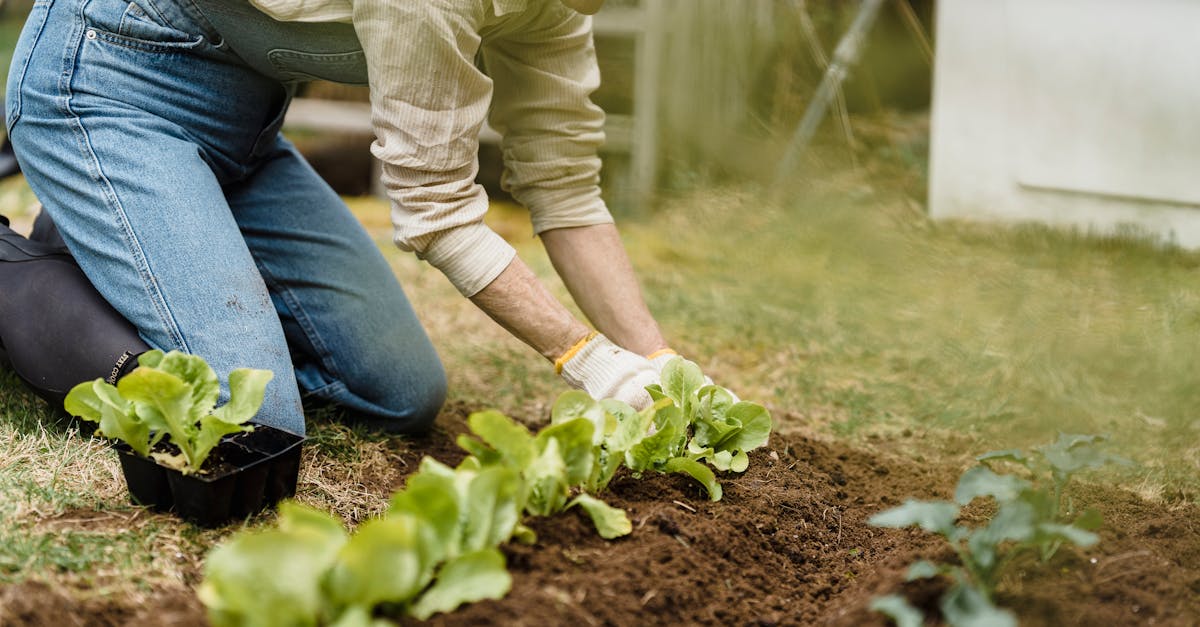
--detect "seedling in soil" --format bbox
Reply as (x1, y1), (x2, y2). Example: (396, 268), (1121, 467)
(457, 360), (773, 535)
(201, 360), (774, 623)
(639, 357), (773, 498)
(868, 434), (1128, 627)
(977, 433), (1130, 559)
(201, 458), (522, 625)
(64, 350), (272, 474)
(456, 401), (632, 539)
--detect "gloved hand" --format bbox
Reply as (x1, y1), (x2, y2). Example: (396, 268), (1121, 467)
(557, 332), (660, 410)
(647, 348), (740, 401)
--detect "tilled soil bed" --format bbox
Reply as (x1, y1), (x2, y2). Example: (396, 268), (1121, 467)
(3, 404), (1198, 626)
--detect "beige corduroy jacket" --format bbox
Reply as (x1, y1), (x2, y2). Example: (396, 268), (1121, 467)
(251, 0), (613, 296)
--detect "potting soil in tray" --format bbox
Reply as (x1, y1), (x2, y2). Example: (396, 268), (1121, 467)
(116, 425), (303, 527)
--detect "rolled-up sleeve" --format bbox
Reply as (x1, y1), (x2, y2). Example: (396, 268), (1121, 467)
(349, 1), (613, 296)
(351, 1), (515, 297)
(482, 5), (614, 235)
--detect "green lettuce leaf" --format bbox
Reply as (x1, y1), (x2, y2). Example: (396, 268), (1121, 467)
(461, 466), (522, 552)
(148, 350), (220, 426)
(905, 560), (944, 581)
(1035, 522), (1099, 548)
(940, 582), (1017, 627)
(523, 438), (571, 517)
(601, 398), (652, 453)
(65, 380), (153, 457)
(662, 457), (723, 501)
(210, 367), (273, 425)
(464, 410), (536, 469)
(325, 513), (434, 611)
(118, 367), (198, 468)
(870, 594), (924, 627)
(658, 357), (705, 417)
(568, 494), (632, 539)
(190, 415), (254, 471)
(954, 466), (1030, 506)
(327, 605), (392, 627)
(626, 421), (681, 472)
(551, 390), (610, 445)
(389, 465), (462, 562)
(409, 548), (512, 620)
(534, 418), (595, 487)
(199, 502), (347, 627)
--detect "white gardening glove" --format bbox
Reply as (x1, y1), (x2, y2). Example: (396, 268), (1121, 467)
(647, 348), (740, 401)
(557, 332), (660, 410)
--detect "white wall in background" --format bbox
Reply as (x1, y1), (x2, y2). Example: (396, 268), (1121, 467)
(929, 0), (1200, 247)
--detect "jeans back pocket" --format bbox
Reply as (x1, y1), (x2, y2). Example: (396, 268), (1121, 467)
(6, 0), (54, 133)
(267, 48), (368, 85)
(84, 0), (207, 54)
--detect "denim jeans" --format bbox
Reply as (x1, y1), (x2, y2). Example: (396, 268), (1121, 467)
(6, 0), (447, 435)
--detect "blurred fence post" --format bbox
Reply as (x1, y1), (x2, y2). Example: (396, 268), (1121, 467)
(594, 1), (665, 210)
(773, 0), (884, 188)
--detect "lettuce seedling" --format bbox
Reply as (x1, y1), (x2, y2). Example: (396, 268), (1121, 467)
(639, 358), (772, 498)
(64, 350), (273, 474)
(688, 384), (772, 472)
(327, 458), (520, 622)
(456, 407), (632, 539)
(199, 502), (349, 627)
(389, 456), (526, 559)
(201, 458), (522, 626)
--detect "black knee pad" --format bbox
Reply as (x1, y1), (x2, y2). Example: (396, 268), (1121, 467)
(0, 221), (150, 409)
(29, 208), (68, 251)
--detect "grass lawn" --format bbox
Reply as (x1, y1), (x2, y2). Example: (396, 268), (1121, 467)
(1, 163), (1197, 604)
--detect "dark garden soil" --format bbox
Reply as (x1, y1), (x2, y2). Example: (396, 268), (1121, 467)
(3, 402), (1198, 626)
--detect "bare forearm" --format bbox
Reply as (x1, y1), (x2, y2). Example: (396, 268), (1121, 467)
(469, 256), (591, 361)
(540, 224), (668, 356)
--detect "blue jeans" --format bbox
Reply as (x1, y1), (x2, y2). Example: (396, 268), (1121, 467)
(6, 0), (447, 435)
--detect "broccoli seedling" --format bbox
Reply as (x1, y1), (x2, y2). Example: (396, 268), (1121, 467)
(868, 434), (1130, 627)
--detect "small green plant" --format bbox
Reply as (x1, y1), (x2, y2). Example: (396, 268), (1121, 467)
(200, 358), (773, 623)
(456, 401), (633, 539)
(868, 434), (1128, 627)
(63, 350), (273, 474)
(977, 433), (1129, 559)
(457, 359), (773, 536)
(634, 358), (773, 498)
(200, 458), (523, 625)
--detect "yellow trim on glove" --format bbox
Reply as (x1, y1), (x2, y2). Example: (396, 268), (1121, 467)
(554, 331), (599, 374)
(645, 347), (678, 361)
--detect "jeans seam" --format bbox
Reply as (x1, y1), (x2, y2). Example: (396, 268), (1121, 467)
(7, 0), (54, 131)
(252, 256), (348, 387)
(148, 0), (221, 43)
(89, 28), (206, 53)
(300, 378), (348, 401)
(59, 0), (189, 353)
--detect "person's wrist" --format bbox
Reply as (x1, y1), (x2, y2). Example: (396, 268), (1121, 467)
(646, 348), (734, 398)
(558, 333), (658, 409)
(554, 330), (600, 375)
(646, 347), (678, 371)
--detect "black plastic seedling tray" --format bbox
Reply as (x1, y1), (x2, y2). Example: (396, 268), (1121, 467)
(115, 425), (304, 528)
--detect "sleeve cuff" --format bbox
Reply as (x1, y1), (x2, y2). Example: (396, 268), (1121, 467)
(407, 223), (517, 297)
(522, 187), (615, 235)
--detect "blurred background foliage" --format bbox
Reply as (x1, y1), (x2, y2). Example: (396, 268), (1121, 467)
(209, 0), (937, 201)
(0, 0), (1194, 508)
(0, 3), (1196, 599)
